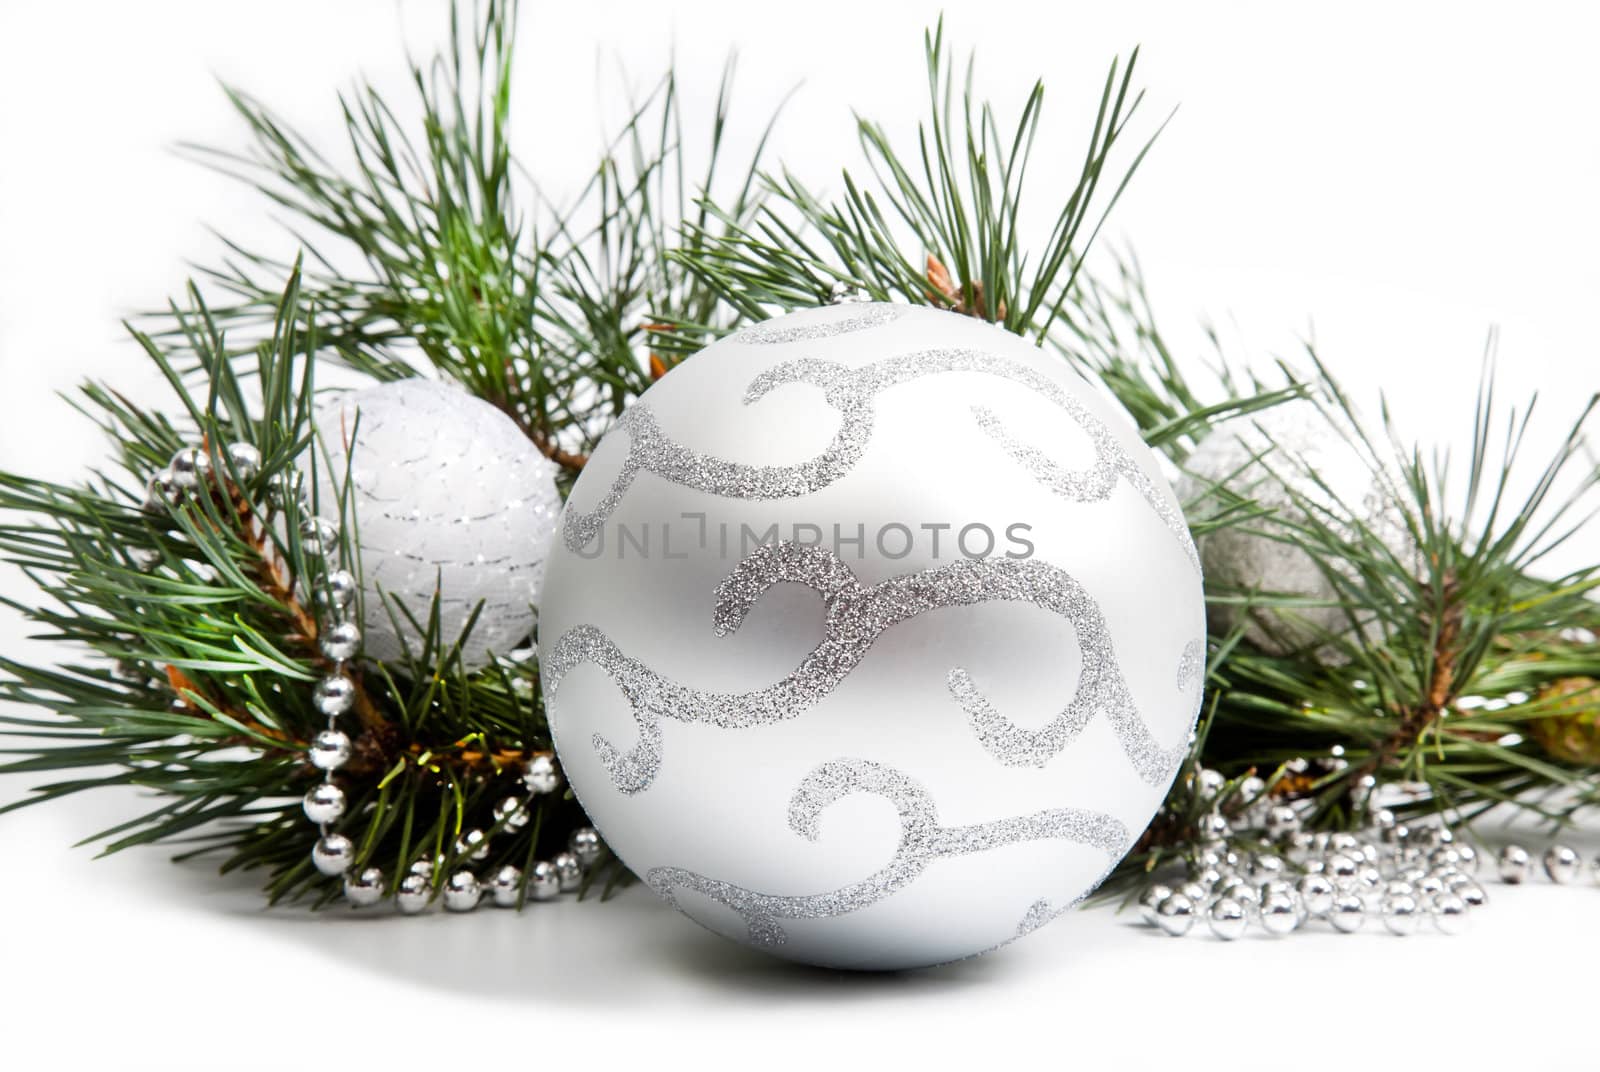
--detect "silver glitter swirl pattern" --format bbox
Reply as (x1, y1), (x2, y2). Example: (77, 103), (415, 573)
(562, 343), (1199, 573)
(728, 305), (904, 344)
(543, 542), (1199, 792)
(644, 757), (1130, 949)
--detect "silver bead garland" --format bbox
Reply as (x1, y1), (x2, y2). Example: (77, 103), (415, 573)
(148, 438), (608, 916)
(1140, 763), (1600, 942)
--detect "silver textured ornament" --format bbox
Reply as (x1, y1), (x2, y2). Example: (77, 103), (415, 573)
(396, 872), (432, 914)
(343, 867), (385, 908)
(522, 754), (561, 795)
(1155, 894), (1196, 936)
(302, 782), (346, 825)
(442, 870), (482, 912)
(1178, 400), (1409, 655)
(553, 851), (583, 893)
(528, 860), (561, 902)
(312, 834), (355, 876)
(1497, 844), (1530, 884)
(1543, 844), (1581, 884)
(488, 865), (522, 907)
(1207, 897), (1247, 941)
(539, 302), (1206, 969)
(311, 379), (561, 670)
(308, 729), (351, 771)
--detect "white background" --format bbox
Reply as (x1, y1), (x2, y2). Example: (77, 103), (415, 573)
(1, 1), (1597, 1068)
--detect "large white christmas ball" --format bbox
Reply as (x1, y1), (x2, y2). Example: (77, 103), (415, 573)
(539, 303), (1205, 970)
(1178, 401), (1406, 655)
(313, 378), (561, 670)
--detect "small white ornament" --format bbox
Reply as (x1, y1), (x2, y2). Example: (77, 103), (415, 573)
(539, 302), (1205, 969)
(312, 379), (561, 671)
(1178, 400), (1408, 655)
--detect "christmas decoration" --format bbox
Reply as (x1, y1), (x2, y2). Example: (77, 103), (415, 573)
(312, 379), (561, 670)
(539, 301), (1206, 969)
(0, 0), (1595, 953)
(1177, 399), (1407, 655)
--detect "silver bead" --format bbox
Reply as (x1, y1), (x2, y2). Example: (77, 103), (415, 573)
(145, 469), (181, 511)
(528, 860), (561, 902)
(1458, 882), (1488, 908)
(1327, 853), (1359, 881)
(343, 866), (384, 907)
(1137, 884), (1173, 926)
(553, 851), (583, 893)
(225, 442), (261, 483)
(1381, 893), (1420, 936)
(1328, 893), (1366, 933)
(1221, 882), (1259, 911)
(127, 547), (162, 573)
(1432, 893), (1469, 935)
(1251, 854), (1285, 882)
(1454, 843), (1479, 874)
(442, 870), (481, 912)
(319, 621), (362, 661)
(1329, 832), (1360, 854)
(454, 828), (489, 862)
(1543, 844), (1581, 884)
(396, 872), (432, 914)
(1356, 865), (1383, 890)
(492, 796), (530, 832)
(312, 833), (355, 876)
(302, 782), (346, 824)
(1386, 879), (1416, 898)
(1177, 881), (1209, 906)
(1194, 847), (1225, 872)
(1265, 805), (1300, 839)
(522, 754), (561, 795)
(313, 674), (356, 717)
(1195, 811), (1230, 843)
(1416, 873), (1444, 900)
(299, 516), (338, 557)
(488, 864), (522, 907)
(308, 729), (351, 771)
(409, 856), (441, 878)
(1208, 897), (1248, 941)
(1195, 768), (1225, 797)
(316, 569), (357, 612)
(1155, 894), (1196, 936)
(169, 446), (211, 490)
(1237, 776), (1266, 803)
(1259, 892), (1299, 936)
(569, 826), (602, 865)
(1297, 873), (1336, 917)
(1192, 866), (1223, 890)
(1430, 847), (1461, 871)
(1498, 844), (1530, 884)
(1370, 807), (1396, 831)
